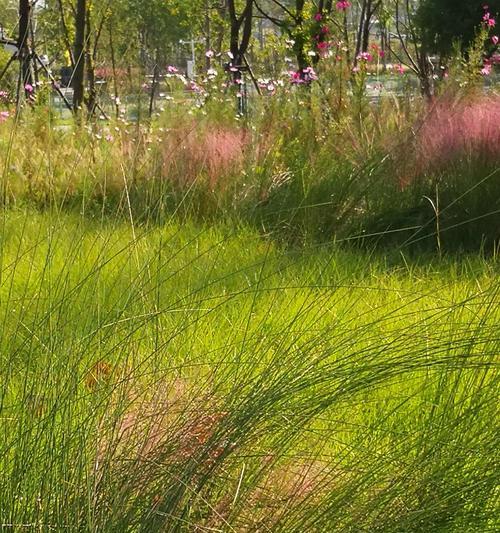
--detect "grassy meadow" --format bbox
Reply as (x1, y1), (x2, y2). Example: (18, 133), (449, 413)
(0, 91), (499, 531)
(1, 208), (498, 531)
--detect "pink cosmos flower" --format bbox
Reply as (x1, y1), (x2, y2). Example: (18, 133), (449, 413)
(394, 64), (405, 75)
(205, 50), (214, 58)
(303, 66), (318, 81)
(357, 52), (373, 62)
(24, 83), (34, 93)
(493, 36), (499, 45)
(483, 12), (496, 26)
(336, 1), (351, 11)
(289, 67), (317, 84)
(188, 80), (202, 93)
(167, 65), (178, 74)
(481, 63), (492, 75)
(314, 13), (322, 22)
(0, 110), (9, 122)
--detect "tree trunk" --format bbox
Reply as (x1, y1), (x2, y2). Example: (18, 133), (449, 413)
(354, 0), (367, 64)
(418, 48), (434, 100)
(361, 0), (373, 53)
(149, 51), (159, 118)
(72, 0), (87, 113)
(228, 1), (240, 70)
(292, 0), (310, 78)
(18, 0), (33, 95)
(56, 0), (75, 67)
(228, 0), (254, 78)
(227, 0), (254, 114)
(85, 7), (96, 116)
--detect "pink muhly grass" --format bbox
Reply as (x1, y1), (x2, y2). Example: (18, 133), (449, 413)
(161, 122), (247, 189)
(403, 95), (500, 184)
(202, 128), (246, 185)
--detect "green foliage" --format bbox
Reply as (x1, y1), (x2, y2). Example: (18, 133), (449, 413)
(0, 47), (16, 90)
(124, 0), (194, 52)
(416, 0), (500, 57)
(0, 209), (498, 530)
(0, 4), (499, 529)
(0, 0), (18, 33)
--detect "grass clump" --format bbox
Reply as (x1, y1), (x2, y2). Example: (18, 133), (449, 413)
(1, 91), (499, 252)
(0, 210), (498, 531)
